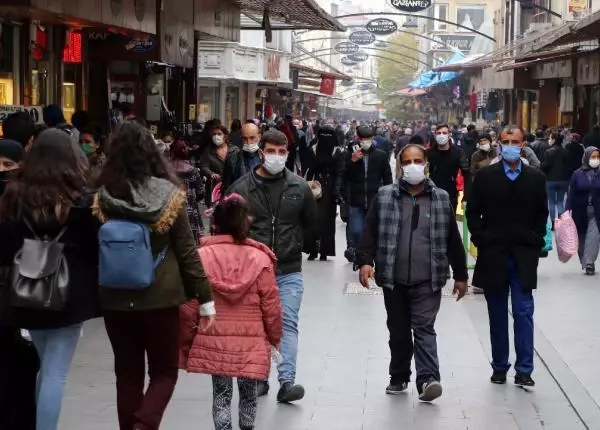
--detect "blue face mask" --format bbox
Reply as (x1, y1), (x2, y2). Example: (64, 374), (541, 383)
(501, 145), (521, 162)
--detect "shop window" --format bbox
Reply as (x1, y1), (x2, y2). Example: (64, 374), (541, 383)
(456, 5), (485, 32)
(62, 82), (76, 124)
(225, 87), (239, 128)
(434, 4), (448, 30)
(0, 24), (14, 73)
(199, 87), (217, 123)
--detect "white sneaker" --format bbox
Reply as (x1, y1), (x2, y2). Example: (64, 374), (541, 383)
(418, 380), (443, 402)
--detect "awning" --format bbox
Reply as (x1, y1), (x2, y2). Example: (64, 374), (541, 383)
(290, 62), (353, 81)
(409, 51), (465, 89)
(432, 54), (488, 72)
(495, 48), (592, 72)
(235, 0), (345, 31)
(536, 10), (600, 49)
(393, 88), (428, 97)
(294, 88), (342, 100)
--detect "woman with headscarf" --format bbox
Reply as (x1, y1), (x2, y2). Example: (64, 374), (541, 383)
(0, 139), (23, 196)
(305, 124), (344, 260)
(565, 146), (600, 275)
(171, 140), (205, 244)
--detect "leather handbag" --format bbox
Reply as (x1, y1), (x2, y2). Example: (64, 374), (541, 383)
(10, 220), (70, 311)
(304, 169), (323, 200)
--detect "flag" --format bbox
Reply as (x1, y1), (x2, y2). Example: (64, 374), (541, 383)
(320, 76), (335, 95)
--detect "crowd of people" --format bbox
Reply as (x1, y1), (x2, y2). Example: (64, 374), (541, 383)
(0, 105), (598, 430)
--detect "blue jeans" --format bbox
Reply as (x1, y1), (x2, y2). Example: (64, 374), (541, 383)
(485, 259), (534, 375)
(276, 273), (304, 385)
(349, 206), (368, 251)
(546, 181), (568, 221)
(29, 324), (81, 430)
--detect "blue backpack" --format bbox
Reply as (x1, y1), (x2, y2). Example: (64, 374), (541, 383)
(98, 220), (168, 289)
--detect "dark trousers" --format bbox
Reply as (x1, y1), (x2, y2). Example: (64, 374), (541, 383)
(383, 283), (442, 386)
(104, 307), (180, 430)
(485, 259), (534, 375)
(0, 327), (38, 430)
(212, 376), (258, 430)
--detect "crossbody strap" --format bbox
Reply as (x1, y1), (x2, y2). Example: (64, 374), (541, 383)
(154, 245), (169, 269)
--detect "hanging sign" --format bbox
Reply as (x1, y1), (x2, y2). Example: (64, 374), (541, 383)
(0, 105), (43, 124)
(335, 41), (360, 55)
(348, 51), (369, 62)
(366, 18), (398, 35)
(358, 83), (376, 91)
(374, 40), (389, 48)
(348, 30), (376, 46)
(340, 79), (354, 87)
(341, 56), (358, 66)
(390, 0), (432, 12)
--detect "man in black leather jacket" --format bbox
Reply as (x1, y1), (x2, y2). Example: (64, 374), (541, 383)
(227, 129), (317, 404)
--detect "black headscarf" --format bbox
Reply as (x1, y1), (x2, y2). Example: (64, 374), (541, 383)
(0, 139), (24, 195)
(314, 125), (338, 169)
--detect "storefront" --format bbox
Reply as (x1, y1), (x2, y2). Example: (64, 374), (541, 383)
(196, 41), (291, 124)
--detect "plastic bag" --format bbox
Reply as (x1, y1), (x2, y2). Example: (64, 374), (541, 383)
(543, 218), (553, 252)
(555, 211), (579, 262)
(271, 347), (283, 365)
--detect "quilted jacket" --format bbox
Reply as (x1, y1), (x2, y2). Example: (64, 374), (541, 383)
(179, 235), (282, 380)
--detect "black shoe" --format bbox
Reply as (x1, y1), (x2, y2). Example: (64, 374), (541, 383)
(307, 253), (318, 261)
(385, 380), (409, 395)
(257, 381), (270, 397)
(352, 262), (360, 272)
(277, 382), (305, 403)
(344, 248), (355, 263)
(515, 373), (535, 387)
(490, 370), (507, 384)
(418, 379), (443, 402)
(319, 255), (327, 261)
(586, 264), (595, 275)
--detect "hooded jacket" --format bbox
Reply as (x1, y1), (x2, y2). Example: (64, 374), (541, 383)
(93, 177), (213, 311)
(566, 146), (600, 236)
(179, 235), (282, 380)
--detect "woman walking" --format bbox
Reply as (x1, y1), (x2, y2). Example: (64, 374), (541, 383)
(171, 139), (205, 244)
(200, 125), (245, 206)
(93, 121), (215, 430)
(0, 129), (100, 430)
(470, 133), (497, 174)
(180, 193), (282, 430)
(306, 125), (344, 261)
(566, 146), (600, 275)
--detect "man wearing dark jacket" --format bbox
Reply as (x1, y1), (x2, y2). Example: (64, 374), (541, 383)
(343, 126), (393, 265)
(583, 125), (600, 148)
(530, 129), (549, 161)
(467, 125), (548, 388)
(227, 129), (317, 403)
(357, 144), (468, 402)
(427, 124), (471, 209)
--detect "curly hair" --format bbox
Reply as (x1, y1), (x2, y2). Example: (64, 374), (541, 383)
(96, 121), (179, 202)
(0, 128), (88, 223)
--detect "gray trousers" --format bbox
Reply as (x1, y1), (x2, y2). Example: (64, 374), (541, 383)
(383, 282), (442, 386)
(579, 207), (600, 268)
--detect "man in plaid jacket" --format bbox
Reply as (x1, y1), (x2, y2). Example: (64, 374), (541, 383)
(356, 144), (468, 402)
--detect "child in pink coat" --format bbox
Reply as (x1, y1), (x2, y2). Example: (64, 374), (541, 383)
(179, 193), (282, 430)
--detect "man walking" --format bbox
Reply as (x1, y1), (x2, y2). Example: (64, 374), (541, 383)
(466, 125), (548, 387)
(343, 126), (393, 267)
(357, 144), (468, 402)
(227, 129), (317, 403)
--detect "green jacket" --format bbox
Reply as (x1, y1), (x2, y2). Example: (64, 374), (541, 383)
(93, 180), (212, 311)
(227, 169), (318, 275)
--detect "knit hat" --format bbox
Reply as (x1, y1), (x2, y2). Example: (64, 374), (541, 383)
(0, 139), (24, 162)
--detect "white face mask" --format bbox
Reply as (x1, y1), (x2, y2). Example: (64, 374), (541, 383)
(590, 159), (600, 169)
(263, 154), (287, 174)
(436, 134), (449, 147)
(360, 139), (372, 151)
(402, 163), (427, 185)
(212, 135), (225, 146)
(480, 143), (491, 152)
(243, 143), (260, 153)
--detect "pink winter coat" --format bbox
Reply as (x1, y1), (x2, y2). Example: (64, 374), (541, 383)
(179, 235), (282, 380)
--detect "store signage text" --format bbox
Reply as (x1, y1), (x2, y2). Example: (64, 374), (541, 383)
(125, 37), (155, 52)
(390, 0), (432, 12)
(366, 18), (398, 35)
(335, 42), (360, 55)
(348, 30), (376, 46)
(341, 56), (358, 66)
(267, 54), (282, 80)
(348, 51), (369, 62)
(431, 35), (475, 51)
(0, 105), (43, 124)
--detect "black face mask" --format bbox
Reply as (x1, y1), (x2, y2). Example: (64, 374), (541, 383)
(0, 170), (16, 195)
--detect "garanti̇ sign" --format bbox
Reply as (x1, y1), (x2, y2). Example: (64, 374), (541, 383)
(390, 0), (432, 12)
(366, 18), (398, 35)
